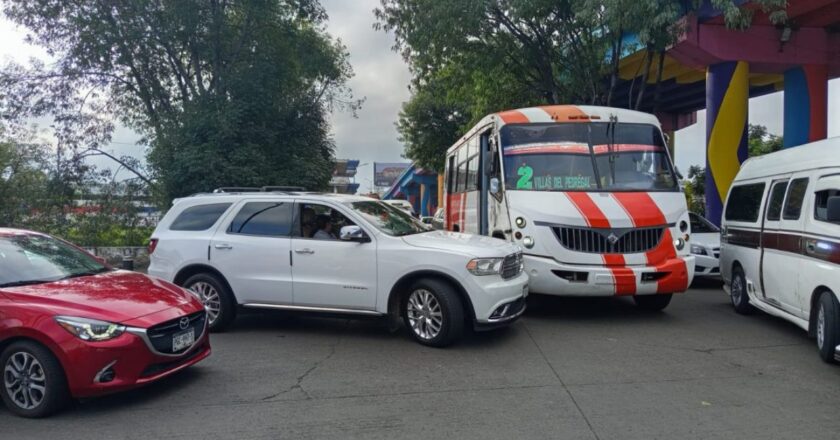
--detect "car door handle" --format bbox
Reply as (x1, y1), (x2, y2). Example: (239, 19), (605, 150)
(214, 243), (233, 250)
(294, 248), (315, 255)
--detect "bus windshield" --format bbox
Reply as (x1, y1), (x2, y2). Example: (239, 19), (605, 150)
(500, 122), (677, 192)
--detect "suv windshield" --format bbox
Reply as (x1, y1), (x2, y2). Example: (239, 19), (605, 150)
(349, 201), (429, 236)
(501, 122), (677, 192)
(0, 233), (109, 288)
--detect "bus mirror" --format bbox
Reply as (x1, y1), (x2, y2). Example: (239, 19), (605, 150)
(490, 177), (500, 195)
(827, 196), (840, 222)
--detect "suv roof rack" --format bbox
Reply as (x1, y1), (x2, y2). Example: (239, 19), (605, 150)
(211, 186), (307, 194)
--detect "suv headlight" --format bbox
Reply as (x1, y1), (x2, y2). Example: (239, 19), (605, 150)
(466, 258), (504, 276)
(690, 244), (707, 255)
(55, 316), (126, 341)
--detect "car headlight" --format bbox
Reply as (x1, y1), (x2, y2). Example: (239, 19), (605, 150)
(55, 316), (126, 341)
(466, 258), (504, 276)
(690, 244), (707, 255)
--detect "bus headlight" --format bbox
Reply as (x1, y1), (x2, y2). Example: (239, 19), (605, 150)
(673, 237), (686, 251)
(523, 236), (535, 249)
(515, 217), (527, 228)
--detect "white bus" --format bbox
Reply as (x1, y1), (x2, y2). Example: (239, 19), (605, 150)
(443, 105), (695, 310)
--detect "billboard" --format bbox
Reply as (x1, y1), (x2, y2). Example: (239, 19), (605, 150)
(374, 162), (411, 188)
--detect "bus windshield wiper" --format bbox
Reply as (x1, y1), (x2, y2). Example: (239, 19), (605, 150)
(607, 114), (618, 184)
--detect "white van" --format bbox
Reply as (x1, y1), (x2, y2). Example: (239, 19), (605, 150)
(720, 137), (840, 363)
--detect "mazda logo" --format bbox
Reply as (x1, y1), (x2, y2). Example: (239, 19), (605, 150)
(179, 317), (190, 330)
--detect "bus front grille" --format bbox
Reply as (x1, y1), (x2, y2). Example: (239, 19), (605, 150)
(553, 226), (664, 254)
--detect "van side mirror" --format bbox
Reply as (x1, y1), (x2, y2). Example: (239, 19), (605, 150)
(340, 225), (369, 242)
(489, 177), (500, 195)
(827, 196), (840, 222)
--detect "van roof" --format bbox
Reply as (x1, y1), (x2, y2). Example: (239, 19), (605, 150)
(735, 137), (840, 182)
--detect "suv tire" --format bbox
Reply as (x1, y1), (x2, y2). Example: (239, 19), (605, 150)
(633, 294), (672, 311)
(183, 273), (237, 332)
(403, 278), (464, 347)
(816, 291), (839, 364)
(0, 341), (69, 418)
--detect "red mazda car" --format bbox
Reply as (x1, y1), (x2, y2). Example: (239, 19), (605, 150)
(0, 228), (211, 417)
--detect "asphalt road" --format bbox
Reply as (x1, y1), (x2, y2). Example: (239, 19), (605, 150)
(4, 279), (840, 439)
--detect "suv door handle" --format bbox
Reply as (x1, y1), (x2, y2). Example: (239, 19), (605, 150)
(294, 248), (315, 255)
(214, 243), (233, 250)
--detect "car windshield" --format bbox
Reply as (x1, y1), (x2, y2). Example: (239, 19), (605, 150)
(349, 201), (429, 236)
(0, 233), (109, 288)
(501, 122), (677, 192)
(690, 213), (720, 233)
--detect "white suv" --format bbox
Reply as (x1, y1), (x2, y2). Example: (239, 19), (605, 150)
(148, 189), (528, 347)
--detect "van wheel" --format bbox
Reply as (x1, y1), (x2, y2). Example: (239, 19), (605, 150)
(816, 291), (839, 364)
(403, 278), (464, 347)
(183, 273), (236, 332)
(730, 267), (753, 315)
(0, 341), (69, 418)
(633, 294), (672, 311)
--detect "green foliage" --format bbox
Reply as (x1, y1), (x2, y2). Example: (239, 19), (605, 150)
(1, 0), (357, 203)
(683, 165), (706, 216)
(748, 123), (783, 157)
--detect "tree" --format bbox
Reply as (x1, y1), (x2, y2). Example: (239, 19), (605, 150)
(748, 123), (783, 157)
(684, 165), (706, 216)
(1, 0), (358, 203)
(377, 0), (789, 171)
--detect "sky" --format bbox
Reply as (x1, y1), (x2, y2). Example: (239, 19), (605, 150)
(1, 2), (838, 192)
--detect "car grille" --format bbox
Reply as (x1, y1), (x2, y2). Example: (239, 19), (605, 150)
(501, 252), (523, 280)
(553, 226), (664, 254)
(146, 311), (206, 354)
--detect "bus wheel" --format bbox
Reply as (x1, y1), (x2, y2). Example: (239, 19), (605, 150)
(816, 291), (839, 364)
(633, 294), (672, 311)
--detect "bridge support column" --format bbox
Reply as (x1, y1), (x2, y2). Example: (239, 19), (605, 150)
(706, 61), (749, 226)
(783, 64), (828, 148)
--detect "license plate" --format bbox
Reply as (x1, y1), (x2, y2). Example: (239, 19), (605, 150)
(172, 328), (195, 352)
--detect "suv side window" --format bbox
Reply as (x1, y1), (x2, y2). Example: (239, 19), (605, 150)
(765, 181), (788, 221)
(170, 203), (232, 231)
(782, 178), (809, 220)
(725, 183), (765, 222)
(298, 203), (356, 240)
(815, 189), (840, 224)
(228, 202), (292, 237)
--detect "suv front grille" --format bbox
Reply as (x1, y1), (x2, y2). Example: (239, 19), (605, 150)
(146, 311), (206, 354)
(502, 253), (523, 280)
(553, 226), (664, 254)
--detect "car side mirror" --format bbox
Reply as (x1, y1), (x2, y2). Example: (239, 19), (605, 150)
(340, 225), (369, 242)
(827, 196), (840, 222)
(489, 177), (500, 195)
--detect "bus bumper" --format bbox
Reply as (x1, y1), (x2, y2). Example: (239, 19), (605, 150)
(522, 254), (695, 296)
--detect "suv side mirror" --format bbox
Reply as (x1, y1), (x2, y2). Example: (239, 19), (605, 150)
(827, 196), (840, 222)
(489, 177), (500, 195)
(340, 225), (369, 242)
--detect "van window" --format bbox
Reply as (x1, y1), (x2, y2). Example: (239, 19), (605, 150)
(814, 189), (840, 224)
(228, 202), (292, 237)
(765, 181), (788, 221)
(170, 203), (232, 231)
(725, 183), (765, 223)
(782, 178), (809, 220)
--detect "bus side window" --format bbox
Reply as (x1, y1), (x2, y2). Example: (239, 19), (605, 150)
(457, 145), (468, 193)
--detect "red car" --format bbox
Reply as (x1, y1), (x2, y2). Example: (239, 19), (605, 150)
(0, 229), (211, 417)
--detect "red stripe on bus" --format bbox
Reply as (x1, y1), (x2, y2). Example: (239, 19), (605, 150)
(498, 110), (530, 124)
(611, 193), (666, 227)
(603, 254), (636, 295)
(564, 193), (611, 229)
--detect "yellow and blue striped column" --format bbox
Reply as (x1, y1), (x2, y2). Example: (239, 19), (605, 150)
(706, 61), (749, 226)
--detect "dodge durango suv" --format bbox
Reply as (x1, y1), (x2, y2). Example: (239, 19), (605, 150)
(148, 189), (528, 347)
